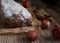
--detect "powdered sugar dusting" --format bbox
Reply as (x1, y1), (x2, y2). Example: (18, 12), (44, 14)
(1, 0), (32, 21)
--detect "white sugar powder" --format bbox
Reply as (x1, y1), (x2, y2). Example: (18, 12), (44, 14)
(1, 0), (32, 20)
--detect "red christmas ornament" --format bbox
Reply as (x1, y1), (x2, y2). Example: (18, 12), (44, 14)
(41, 20), (51, 30)
(52, 25), (60, 40)
(27, 30), (38, 41)
(23, 0), (30, 8)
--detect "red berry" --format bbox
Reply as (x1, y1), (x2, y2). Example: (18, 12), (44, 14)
(52, 26), (60, 40)
(27, 30), (38, 41)
(41, 20), (51, 30)
(23, 0), (30, 8)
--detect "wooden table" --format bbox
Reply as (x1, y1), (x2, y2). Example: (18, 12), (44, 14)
(0, 7), (60, 43)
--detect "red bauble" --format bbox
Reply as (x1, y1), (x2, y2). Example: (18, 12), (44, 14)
(41, 20), (51, 30)
(52, 26), (60, 40)
(27, 30), (38, 41)
(23, 0), (30, 8)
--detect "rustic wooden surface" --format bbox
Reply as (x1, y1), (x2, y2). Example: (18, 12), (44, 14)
(0, 8), (60, 43)
(0, 0), (60, 43)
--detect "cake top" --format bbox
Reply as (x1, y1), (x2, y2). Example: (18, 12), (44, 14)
(1, 0), (32, 21)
